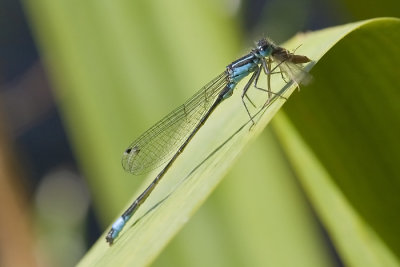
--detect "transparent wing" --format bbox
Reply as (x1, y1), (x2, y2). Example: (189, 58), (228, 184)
(276, 59), (312, 86)
(122, 72), (228, 175)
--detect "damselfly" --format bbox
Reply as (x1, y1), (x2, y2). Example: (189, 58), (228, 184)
(106, 38), (311, 244)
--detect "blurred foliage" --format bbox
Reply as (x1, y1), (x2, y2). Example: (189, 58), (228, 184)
(338, 0), (400, 19)
(22, 0), (400, 265)
(24, 0), (239, 220)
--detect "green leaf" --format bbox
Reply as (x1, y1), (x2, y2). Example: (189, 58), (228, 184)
(275, 17), (400, 265)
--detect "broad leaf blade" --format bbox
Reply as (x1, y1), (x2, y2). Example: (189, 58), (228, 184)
(278, 17), (400, 265)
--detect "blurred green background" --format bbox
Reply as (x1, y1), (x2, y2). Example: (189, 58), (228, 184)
(0, 0), (399, 266)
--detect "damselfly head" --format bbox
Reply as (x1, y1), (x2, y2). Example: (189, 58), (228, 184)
(256, 38), (275, 57)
